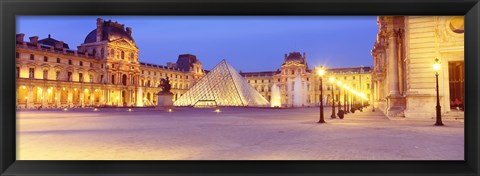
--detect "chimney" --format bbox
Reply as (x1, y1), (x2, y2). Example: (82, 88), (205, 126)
(96, 18), (104, 42)
(55, 41), (64, 49)
(16, 33), (25, 42)
(126, 27), (132, 36)
(29, 36), (39, 45)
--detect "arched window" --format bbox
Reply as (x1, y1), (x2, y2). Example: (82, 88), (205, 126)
(100, 48), (105, 59)
(122, 74), (127, 85)
(43, 70), (48, 80)
(29, 68), (35, 79)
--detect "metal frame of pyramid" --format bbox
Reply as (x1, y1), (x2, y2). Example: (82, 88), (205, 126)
(174, 59), (270, 107)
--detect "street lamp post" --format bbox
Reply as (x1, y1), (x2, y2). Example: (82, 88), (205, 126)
(433, 58), (444, 126)
(350, 90), (354, 113)
(337, 81), (343, 117)
(343, 85), (348, 114)
(329, 77), (336, 118)
(318, 66), (326, 123)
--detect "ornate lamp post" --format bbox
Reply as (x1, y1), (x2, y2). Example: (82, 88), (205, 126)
(433, 58), (444, 126)
(329, 77), (336, 118)
(336, 81), (343, 111)
(343, 85), (349, 114)
(317, 66), (326, 123)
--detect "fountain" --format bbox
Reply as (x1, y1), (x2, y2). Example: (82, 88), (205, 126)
(136, 87), (143, 107)
(293, 75), (303, 107)
(270, 84), (281, 107)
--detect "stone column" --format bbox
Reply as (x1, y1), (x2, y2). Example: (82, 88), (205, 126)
(80, 91), (84, 108)
(55, 87), (61, 108)
(27, 86), (34, 109)
(387, 35), (400, 96)
(67, 89), (73, 108)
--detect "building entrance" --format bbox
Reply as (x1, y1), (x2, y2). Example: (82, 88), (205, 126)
(448, 61), (464, 111)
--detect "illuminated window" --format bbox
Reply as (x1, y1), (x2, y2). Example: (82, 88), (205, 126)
(79, 73), (83, 82)
(43, 70), (48, 80)
(68, 72), (72, 81)
(29, 68), (34, 79)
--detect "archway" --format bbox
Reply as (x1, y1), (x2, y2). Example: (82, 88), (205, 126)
(122, 90), (127, 106)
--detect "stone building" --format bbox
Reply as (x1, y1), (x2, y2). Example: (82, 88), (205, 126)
(372, 16), (464, 118)
(241, 52), (372, 108)
(16, 18), (205, 109)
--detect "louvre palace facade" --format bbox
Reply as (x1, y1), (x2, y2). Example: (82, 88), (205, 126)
(16, 18), (373, 109)
(241, 52), (372, 108)
(16, 18), (205, 109)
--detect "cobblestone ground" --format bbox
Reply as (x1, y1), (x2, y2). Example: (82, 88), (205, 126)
(16, 107), (464, 160)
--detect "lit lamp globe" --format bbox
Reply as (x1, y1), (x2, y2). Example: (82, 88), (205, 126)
(336, 81), (342, 86)
(329, 77), (335, 83)
(433, 58), (441, 72)
(318, 67), (325, 77)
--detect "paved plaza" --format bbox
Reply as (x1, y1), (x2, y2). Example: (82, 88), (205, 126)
(16, 107), (464, 160)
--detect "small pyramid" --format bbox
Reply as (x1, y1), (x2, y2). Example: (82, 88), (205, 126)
(174, 60), (270, 107)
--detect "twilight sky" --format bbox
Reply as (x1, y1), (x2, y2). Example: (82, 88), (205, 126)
(17, 16), (378, 72)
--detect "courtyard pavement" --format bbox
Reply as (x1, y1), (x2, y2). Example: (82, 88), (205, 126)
(16, 106), (464, 160)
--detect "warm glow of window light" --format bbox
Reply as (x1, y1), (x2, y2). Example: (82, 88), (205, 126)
(116, 97), (119, 100)
(47, 89), (52, 93)
(62, 87), (66, 91)
(22, 86), (26, 89)
(24, 96), (28, 100)
(54, 97), (57, 100)
(329, 77), (335, 83)
(74, 88), (77, 91)
(84, 89), (89, 92)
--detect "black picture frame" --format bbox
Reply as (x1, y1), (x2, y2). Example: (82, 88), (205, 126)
(1, 0), (479, 175)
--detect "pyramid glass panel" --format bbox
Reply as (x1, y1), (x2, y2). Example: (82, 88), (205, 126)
(174, 60), (270, 107)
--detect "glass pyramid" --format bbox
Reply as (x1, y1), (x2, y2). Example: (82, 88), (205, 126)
(174, 59), (270, 107)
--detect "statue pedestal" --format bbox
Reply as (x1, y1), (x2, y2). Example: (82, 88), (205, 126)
(157, 92), (173, 108)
